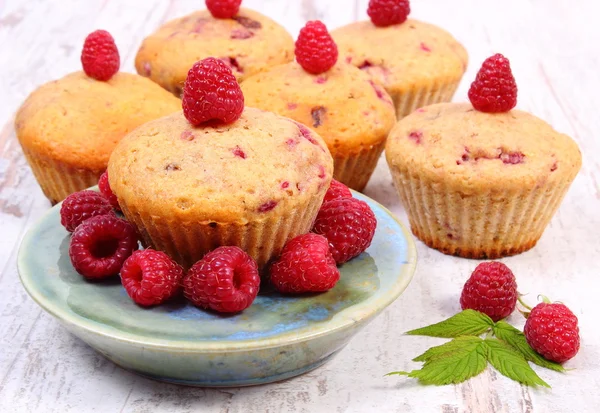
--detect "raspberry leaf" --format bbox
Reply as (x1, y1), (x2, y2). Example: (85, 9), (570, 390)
(405, 310), (494, 338)
(387, 337), (487, 385)
(412, 336), (479, 362)
(493, 321), (565, 372)
(484, 338), (550, 388)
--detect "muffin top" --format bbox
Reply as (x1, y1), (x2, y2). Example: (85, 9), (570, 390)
(385, 103), (582, 193)
(108, 107), (333, 223)
(15, 72), (181, 171)
(135, 8), (294, 94)
(331, 20), (468, 91)
(241, 62), (396, 155)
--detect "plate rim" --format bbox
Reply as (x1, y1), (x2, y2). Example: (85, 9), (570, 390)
(17, 190), (417, 352)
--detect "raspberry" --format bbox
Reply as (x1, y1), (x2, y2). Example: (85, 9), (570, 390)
(182, 57), (244, 126)
(183, 246), (260, 313)
(60, 190), (114, 233)
(459, 262), (518, 322)
(312, 198), (377, 264)
(270, 234), (339, 293)
(367, 0), (411, 27)
(295, 21), (338, 75)
(120, 249), (184, 306)
(98, 171), (120, 211)
(81, 30), (120, 81)
(206, 0), (241, 19)
(524, 301), (580, 363)
(69, 214), (138, 279)
(323, 179), (352, 203)
(468, 53), (518, 113)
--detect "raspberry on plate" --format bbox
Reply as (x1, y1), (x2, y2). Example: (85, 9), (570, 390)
(98, 171), (120, 211)
(524, 300), (580, 363)
(120, 249), (184, 307)
(205, 0), (242, 19)
(183, 246), (260, 313)
(367, 0), (411, 27)
(81, 30), (120, 81)
(69, 214), (138, 279)
(323, 179), (352, 203)
(182, 57), (245, 126)
(60, 190), (114, 232)
(468, 53), (518, 113)
(295, 21), (338, 75)
(460, 261), (518, 322)
(270, 233), (339, 294)
(312, 198), (377, 264)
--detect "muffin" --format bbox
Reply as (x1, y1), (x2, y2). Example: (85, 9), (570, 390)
(15, 72), (181, 203)
(135, 8), (294, 95)
(242, 22), (396, 191)
(385, 102), (582, 258)
(332, 19), (468, 119)
(107, 107), (333, 269)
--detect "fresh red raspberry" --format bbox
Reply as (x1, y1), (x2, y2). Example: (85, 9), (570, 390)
(81, 30), (120, 81)
(120, 249), (184, 306)
(183, 246), (260, 313)
(367, 0), (411, 27)
(182, 57), (244, 126)
(459, 262), (518, 322)
(98, 171), (120, 211)
(524, 301), (580, 363)
(323, 179), (352, 203)
(270, 234), (340, 293)
(468, 53), (518, 113)
(60, 190), (114, 232)
(312, 198), (377, 264)
(69, 214), (138, 279)
(295, 21), (338, 75)
(206, 0), (241, 19)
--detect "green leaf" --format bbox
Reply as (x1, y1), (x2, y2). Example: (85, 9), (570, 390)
(413, 336), (481, 362)
(405, 310), (494, 338)
(484, 338), (550, 388)
(388, 337), (488, 385)
(493, 321), (565, 372)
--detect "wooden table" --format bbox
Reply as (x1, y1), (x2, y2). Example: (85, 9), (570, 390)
(1, 0), (598, 411)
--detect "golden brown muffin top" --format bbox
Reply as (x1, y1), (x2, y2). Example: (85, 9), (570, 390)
(385, 103), (582, 193)
(135, 8), (294, 94)
(108, 107), (333, 223)
(241, 62), (396, 155)
(332, 19), (468, 91)
(15, 71), (181, 172)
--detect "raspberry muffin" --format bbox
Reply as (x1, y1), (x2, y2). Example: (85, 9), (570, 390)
(108, 108), (333, 269)
(242, 21), (396, 191)
(15, 31), (181, 204)
(331, 1), (467, 119)
(385, 55), (581, 258)
(135, 8), (294, 95)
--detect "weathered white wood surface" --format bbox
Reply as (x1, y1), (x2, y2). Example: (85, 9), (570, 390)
(1, 0), (599, 411)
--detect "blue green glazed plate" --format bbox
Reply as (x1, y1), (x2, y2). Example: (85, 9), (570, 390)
(18, 191), (417, 387)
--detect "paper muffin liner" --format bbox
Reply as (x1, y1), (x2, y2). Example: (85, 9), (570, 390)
(389, 165), (576, 259)
(119, 195), (325, 271)
(332, 140), (386, 192)
(390, 77), (462, 120)
(21, 148), (101, 204)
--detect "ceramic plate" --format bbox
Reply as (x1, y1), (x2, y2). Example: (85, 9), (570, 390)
(18, 191), (417, 387)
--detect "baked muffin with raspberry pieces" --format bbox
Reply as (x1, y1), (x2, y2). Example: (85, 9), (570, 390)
(108, 58), (333, 270)
(135, 3), (294, 95)
(15, 30), (180, 204)
(385, 54), (582, 258)
(331, 0), (468, 119)
(242, 21), (396, 191)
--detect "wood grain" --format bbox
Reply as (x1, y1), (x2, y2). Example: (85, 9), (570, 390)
(1, 0), (599, 412)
